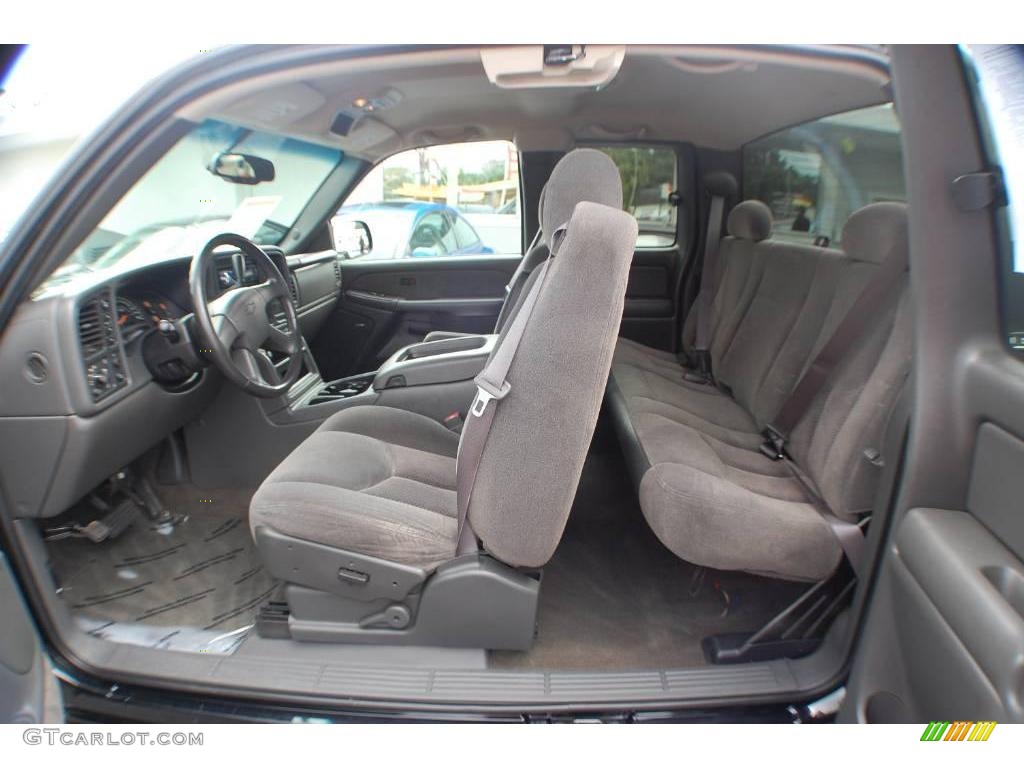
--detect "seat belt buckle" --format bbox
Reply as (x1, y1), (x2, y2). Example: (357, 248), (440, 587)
(684, 348), (716, 385)
(695, 349), (711, 374)
(443, 410), (465, 433)
(760, 425), (787, 461)
(684, 349), (712, 385)
(470, 375), (511, 418)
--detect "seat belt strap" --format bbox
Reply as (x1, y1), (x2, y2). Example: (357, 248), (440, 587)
(493, 227), (543, 333)
(779, 456), (865, 577)
(762, 243), (908, 459)
(455, 227), (564, 540)
(692, 193), (726, 378)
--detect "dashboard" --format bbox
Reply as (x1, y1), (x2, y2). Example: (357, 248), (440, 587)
(0, 244), (343, 521)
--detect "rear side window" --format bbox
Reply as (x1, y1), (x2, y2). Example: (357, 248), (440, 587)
(592, 145), (678, 248)
(743, 104), (905, 247)
(336, 140), (522, 259)
(963, 45), (1024, 354)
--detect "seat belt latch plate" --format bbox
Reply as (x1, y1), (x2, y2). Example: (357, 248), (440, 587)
(470, 376), (511, 417)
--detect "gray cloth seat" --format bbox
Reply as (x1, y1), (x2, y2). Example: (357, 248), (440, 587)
(251, 148), (637, 574)
(249, 405), (460, 570)
(608, 202), (912, 581)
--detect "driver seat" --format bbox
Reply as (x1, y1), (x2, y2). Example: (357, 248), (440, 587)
(249, 149), (637, 647)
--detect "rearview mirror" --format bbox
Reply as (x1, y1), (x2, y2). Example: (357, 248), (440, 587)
(208, 152), (276, 185)
(332, 219), (373, 259)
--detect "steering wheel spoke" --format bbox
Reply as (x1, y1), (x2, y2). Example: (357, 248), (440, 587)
(231, 347), (281, 388)
(211, 313), (241, 351)
(264, 322), (300, 355)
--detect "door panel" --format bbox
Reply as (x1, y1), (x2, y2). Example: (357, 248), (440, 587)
(842, 45), (1024, 724)
(620, 246), (684, 350)
(0, 551), (53, 723)
(311, 255), (519, 379)
(316, 245), (684, 380)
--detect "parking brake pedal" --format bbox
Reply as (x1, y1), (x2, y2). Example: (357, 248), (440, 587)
(43, 498), (141, 543)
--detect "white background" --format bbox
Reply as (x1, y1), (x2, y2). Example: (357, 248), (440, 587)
(2, 0), (1022, 758)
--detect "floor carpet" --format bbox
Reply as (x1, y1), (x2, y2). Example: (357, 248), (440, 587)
(489, 421), (806, 671)
(45, 484), (277, 653)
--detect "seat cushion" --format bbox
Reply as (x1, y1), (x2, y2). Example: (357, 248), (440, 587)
(612, 362), (763, 448)
(612, 337), (681, 377)
(635, 419), (842, 582)
(249, 406), (460, 570)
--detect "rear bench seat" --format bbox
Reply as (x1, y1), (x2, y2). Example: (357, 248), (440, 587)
(607, 201), (911, 582)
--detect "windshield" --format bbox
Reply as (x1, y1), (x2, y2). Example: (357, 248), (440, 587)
(37, 118), (342, 295)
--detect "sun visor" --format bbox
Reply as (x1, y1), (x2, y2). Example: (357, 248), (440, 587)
(221, 82), (325, 130)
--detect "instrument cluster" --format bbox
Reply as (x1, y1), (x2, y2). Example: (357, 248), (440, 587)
(115, 291), (183, 342)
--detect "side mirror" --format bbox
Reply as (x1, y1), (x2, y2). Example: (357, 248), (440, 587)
(208, 152), (276, 185)
(332, 219), (373, 259)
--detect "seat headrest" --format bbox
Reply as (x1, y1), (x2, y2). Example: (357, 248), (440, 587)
(540, 149), (622, 241)
(841, 202), (909, 265)
(727, 200), (773, 242)
(704, 170), (738, 199)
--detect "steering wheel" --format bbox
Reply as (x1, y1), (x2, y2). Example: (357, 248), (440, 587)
(189, 233), (303, 398)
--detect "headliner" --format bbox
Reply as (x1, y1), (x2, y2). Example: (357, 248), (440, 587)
(178, 45), (893, 159)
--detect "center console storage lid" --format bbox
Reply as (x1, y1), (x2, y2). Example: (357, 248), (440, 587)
(374, 335), (495, 390)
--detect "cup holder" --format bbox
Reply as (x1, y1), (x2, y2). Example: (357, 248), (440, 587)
(309, 374), (373, 406)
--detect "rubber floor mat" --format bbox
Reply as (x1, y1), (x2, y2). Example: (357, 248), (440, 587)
(45, 486), (278, 653)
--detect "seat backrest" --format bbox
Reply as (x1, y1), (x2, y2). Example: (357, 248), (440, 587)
(715, 237), (845, 423)
(705, 201), (774, 369)
(705, 203), (908, 441)
(680, 200), (774, 365)
(466, 149), (638, 568)
(787, 203), (911, 519)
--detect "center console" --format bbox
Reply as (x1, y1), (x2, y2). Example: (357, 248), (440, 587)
(275, 333), (495, 425)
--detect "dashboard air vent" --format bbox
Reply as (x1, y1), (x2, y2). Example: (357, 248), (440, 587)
(333, 258), (342, 288)
(77, 298), (106, 357)
(288, 274), (300, 306)
(77, 289), (127, 403)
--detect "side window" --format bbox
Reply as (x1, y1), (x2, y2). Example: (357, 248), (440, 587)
(592, 145), (678, 248)
(743, 103), (906, 247)
(962, 45), (1024, 354)
(334, 140), (522, 259)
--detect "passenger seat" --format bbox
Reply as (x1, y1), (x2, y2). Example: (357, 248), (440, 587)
(607, 202), (911, 582)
